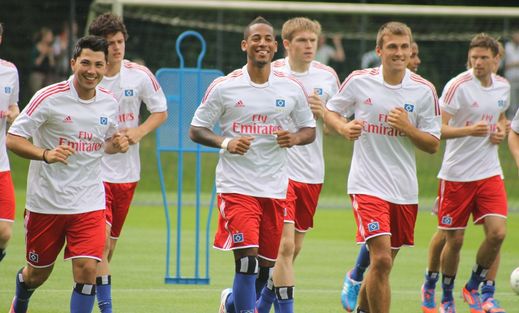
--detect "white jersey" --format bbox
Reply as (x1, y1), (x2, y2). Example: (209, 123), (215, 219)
(99, 60), (167, 183)
(0, 59), (19, 172)
(191, 65), (316, 199)
(8, 79), (119, 214)
(272, 58), (340, 183)
(327, 66), (441, 204)
(438, 70), (510, 181)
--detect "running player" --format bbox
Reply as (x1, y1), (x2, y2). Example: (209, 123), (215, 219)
(339, 40), (424, 312)
(7, 35), (128, 313)
(326, 22), (441, 313)
(88, 12), (168, 313)
(422, 33), (509, 313)
(0, 22), (20, 263)
(189, 17), (315, 313)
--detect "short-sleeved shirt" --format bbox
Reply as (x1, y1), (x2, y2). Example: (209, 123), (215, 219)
(438, 70), (510, 181)
(272, 58), (340, 184)
(191, 65), (316, 199)
(100, 60), (167, 183)
(0, 59), (19, 171)
(8, 79), (119, 214)
(326, 66), (441, 204)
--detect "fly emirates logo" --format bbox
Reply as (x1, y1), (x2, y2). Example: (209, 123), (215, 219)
(58, 131), (103, 152)
(0, 111), (8, 119)
(232, 114), (282, 135)
(362, 113), (406, 137)
(465, 114), (498, 132)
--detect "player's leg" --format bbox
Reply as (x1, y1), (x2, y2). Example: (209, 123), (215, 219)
(67, 210), (106, 313)
(439, 229), (464, 310)
(341, 244), (368, 312)
(0, 170), (16, 262)
(215, 194), (265, 313)
(421, 230), (446, 312)
(11, 211), (64, 313)
(462, 176), (507, 312)
(96, 223), (112, 313)
(364, 235), (392, 313)
(481, 254), (504, 312)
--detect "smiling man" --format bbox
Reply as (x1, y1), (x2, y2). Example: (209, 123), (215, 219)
(6, 35), (128, 313)
(189, 16), (315, 313)
(325, 22), (441, 313)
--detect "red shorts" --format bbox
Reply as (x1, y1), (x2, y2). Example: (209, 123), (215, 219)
(104, 182), (138, 239)
(214, 193), (285, 261)
(0, 171), (15, 222)
(437, 175), (507, 229)
(285, 179), (322, 232)
(351, 194), (418, 249)
(24, 210), (106, 267)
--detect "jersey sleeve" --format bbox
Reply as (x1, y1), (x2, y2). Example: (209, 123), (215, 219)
(512, 108), (519, 134)
(326, 74), (357, 117)
(191, 79), (224, 130)
(439, 77), (460, 116)
(8, 95), (49, 139)
(9, 68), (19, 106)
(417, 87), (441, 139)
(139, 67), (167, 113)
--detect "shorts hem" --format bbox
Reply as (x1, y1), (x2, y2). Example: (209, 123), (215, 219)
(295, 227), (312, 233)
(360, 232), (391, 243)
(283, 220), (295, 224)
(64, 255), (102, 262)
(213, 244), (259, 252)
(257, 254), (277, 262)
(474, 213), (507, 224)
(27, 261), (55, 268)
(438, 226), (466, 230)
(0, 218), (14, 223)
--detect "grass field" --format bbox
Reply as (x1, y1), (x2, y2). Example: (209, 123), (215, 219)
(1, 190), (518, 312)
(2, 133), (519, 312)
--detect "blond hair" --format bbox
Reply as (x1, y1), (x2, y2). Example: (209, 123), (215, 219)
(281, 17), (321, 41)
(376, 21), (412, 48)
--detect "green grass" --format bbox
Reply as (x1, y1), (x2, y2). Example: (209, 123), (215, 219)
(1, 190), (519, 312)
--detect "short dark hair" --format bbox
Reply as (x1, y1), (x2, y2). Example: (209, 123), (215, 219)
(88, 12), (129, 40)
(469, 33), (499, 57)
(244, 16), (274, 39)
(72, 35), (109, 61)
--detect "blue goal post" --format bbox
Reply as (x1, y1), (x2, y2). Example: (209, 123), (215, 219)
(155, 31), (223, 284)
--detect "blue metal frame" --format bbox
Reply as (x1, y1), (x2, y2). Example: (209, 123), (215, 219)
(155, 31), (222, 284)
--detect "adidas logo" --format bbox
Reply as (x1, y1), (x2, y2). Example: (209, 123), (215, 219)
(363, 98), (372, 105)
(471, 101), (479, 108)
(235, 100), (245, 108)
(63, 115), (73, 123)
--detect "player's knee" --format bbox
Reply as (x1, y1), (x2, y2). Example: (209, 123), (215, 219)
(486, 228), (506, 245)
(25, 269), (51, 288)
(278, 238), (295, 259)
(235, 256), (259, 275)
(0, 226), (12, 246)
(370, 253), (392, 273)
(446, 231), (464, 251)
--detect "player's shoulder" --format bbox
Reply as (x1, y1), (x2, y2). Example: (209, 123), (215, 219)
(122, 60), (155, 79)
(493, 74), (510, 88)
(214, 69), (244, 87)
(310, 60), (338, 77)
(272, 69), (305, 90)
(97, 86), (118, 103)
(340, 67), (379, 89)
(409, 72), (437, 92)
(445, 70), (473, 90)
(272, 58), (287, 69)
(35, 81), (71, 100)
(0, 59), (18, 73)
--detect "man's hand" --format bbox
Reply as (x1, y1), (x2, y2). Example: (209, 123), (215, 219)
(46, 145), (75, 164)
(227, 136), (254, 155)
(112, 133), (130, 153)
(490, 123), (506, 145)
(275, 130), (299, 148)
(6, 106), (20, 124)
(387, 107), (412, 132)
(469, 120), (490, 137)
(339, 120), (363, 141)
(120, 127), (144, 145)
(308, 93), (325, 120)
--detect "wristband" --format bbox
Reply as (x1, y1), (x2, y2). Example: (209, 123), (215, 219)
(42, 149), (50, 164)
(220, 138), (231, 150)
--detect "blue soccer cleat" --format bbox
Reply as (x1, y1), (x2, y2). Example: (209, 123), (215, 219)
(341, 271), (361, 312)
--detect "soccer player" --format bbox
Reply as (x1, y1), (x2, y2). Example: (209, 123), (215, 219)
(510, 109), (519, 171)
(420, 38), (509, 313)
(326, 22), (441, 313)
(0, 22), (20, 263)
(339, 40), (424, 312)
(245, 17), (340, 313)
(189, 17), (315, 313)
(421, 33), (509, 313)
(88, 12), (168, 313)
(6, 35), (129, 313)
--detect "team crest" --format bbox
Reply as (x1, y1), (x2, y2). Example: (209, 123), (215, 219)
(367, 221), (380, 232)
(232, 232), (244, 243)
(4, 86), (11, 94)
(100, 117), (108, 125)
(441, 215), (452, 225)
(275, 99), (286, 107)
(497, 100), (505, 108)
(29, 251), (39, 263)
(313, 88), (323, 96)
(124, 89), (134, 97)
(404, 103), (415, 112)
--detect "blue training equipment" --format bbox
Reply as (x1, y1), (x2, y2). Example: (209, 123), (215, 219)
(155, 31), (224, 284)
